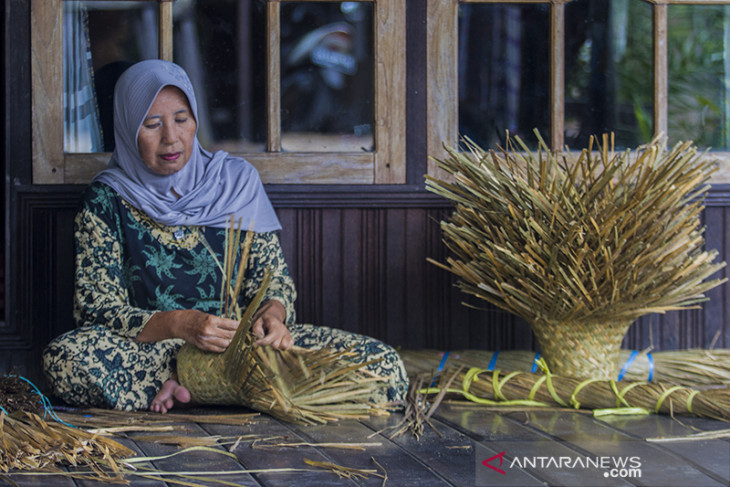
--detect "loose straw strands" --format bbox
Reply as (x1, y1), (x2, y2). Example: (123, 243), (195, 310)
(371, 371), (457, 440)
(178, 220), (388, 424)
(0, 410), (133, 481)
(400, 348), (730, 388)
(425, 133), (726, 377)
(54, 408), (260, 429)
(421, 364), (730, 422)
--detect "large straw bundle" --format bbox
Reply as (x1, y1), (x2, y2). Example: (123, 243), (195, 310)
(400, 348), (730, 388)
(177, 223), (388, 424)
(422, 365), (730, 422)
(426, 134), (726, 379)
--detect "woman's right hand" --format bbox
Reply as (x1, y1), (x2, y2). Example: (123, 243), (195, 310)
(175, 310), (240, 352)
(136, 309), (240, 353)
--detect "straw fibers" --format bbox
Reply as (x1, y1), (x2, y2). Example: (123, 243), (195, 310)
(177, 221), (389, 424)
(400, 348), (730, 388)
(0, 410), (133, 480)
(421, 364), (730, 422)
(426, 133), (726, 379)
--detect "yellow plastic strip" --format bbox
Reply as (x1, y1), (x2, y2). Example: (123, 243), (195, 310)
(529, 376), (548, 401)
(570, 378), (603, 409)
(593, 407), (650, 418)
(686, 389), (700, 415)
(458, 368), (548, 407)
(534, 358), (568, 407)
(615, 381), (647, 408)
(494, 370), (522, 402)
(655, 385), (686, 414)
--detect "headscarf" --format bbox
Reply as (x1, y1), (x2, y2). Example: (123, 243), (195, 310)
(94, 59), (281, 232)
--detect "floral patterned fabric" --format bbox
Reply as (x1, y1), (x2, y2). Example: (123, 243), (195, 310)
(43, 182), (408, 410)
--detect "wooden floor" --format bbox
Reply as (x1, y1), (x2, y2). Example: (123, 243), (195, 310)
(2, 402), (729, 487)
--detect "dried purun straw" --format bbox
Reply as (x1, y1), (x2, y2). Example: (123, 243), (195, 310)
(0, 410), (133, 480)
(426, 133), (726, 379)
(177, 223), (389, 424)
(421, 364), (730, 422)
(400, 348), (730, 387)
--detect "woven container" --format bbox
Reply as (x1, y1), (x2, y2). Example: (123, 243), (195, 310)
(176, 342), (253, 405)
(177, 336), (389, 424)
(530, 319), (632, 379)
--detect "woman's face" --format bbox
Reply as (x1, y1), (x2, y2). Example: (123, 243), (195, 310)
(137, 86), (197, 176)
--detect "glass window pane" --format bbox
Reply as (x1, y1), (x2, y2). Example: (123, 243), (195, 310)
(64, 1), (158, 153)
(178, 0), (267, 153)
(280, 2), (374, 152)
(564, 0), (652, 150)
(458, 3), (550, 150)
(668, 5), (730, 150)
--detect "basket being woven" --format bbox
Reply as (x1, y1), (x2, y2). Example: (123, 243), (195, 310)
(176, 270), (388, 424)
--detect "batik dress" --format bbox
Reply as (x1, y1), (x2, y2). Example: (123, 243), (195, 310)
(43, 182), (408, 410)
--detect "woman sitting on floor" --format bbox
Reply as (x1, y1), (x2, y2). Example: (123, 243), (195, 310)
(42, 59), (408, 413)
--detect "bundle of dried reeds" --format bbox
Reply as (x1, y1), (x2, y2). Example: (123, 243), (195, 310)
(0, 410), (133, 481)
(400, 348), (730, 388)
(177, 221), (388, 424)
(426, 134), (726, 379)
(422, 364), (730, 422)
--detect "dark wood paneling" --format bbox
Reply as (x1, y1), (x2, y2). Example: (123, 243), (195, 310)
(2, 187), (80, 385)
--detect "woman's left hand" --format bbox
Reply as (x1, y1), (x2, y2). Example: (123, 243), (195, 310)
(251, 300), (293, 350)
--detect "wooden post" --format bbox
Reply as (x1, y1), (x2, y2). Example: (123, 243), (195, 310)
(654, 3), (668, 139)
(550, 1), (565, 152)
(267, 1), (281, 152)
(159, 0), (174, 61)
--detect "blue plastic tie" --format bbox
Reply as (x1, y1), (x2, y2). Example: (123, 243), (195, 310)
(487, 351), (500, 371)
(617, 350), (639, 381)
(647, 353), (654, 382)
(531, 352), (541, 373)
(11, 375), (77, 428)
(430, 351), (451, 387)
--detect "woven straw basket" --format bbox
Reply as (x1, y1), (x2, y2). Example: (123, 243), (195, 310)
(176, 342), (251, 405)
(529, 319), (632, 379)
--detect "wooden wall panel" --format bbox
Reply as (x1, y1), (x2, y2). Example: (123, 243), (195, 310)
(276, 205), (529, 351)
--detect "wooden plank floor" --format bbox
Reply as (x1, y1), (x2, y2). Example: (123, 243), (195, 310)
(2, 403), (729, 487)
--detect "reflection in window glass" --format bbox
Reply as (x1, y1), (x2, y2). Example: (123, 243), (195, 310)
(280, 2), (374, 152)
(565, 0), (652, 149)
(458, 3), (550, 150)
(65, 1), (158, 153)
(183, 0), (267, 153)
(668, 5), (730, 150)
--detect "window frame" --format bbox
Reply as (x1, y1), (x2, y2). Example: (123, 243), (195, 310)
(31, 0), (406, 185)
(426, 0), (730, 183)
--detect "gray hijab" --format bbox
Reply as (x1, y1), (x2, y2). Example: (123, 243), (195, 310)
(94, 59), (281, 232)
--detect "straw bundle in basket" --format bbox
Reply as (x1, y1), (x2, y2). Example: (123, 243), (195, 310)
(426, 133), (726, 379)
(176, 222), (388, 424)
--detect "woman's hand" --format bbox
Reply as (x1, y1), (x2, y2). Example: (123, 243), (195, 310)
(251, 300), (293, 350)
(175, 310), (240, 352)
(137, 309), (240, 353)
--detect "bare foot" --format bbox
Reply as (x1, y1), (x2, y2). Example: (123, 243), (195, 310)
(149, 378), (192, 413)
